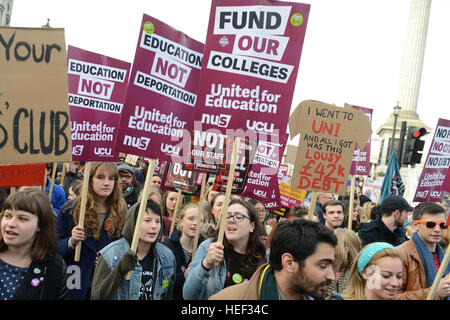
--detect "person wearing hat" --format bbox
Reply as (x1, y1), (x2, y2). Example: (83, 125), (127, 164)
(117, 163), (140, 209)
(358, 195), (412, 247)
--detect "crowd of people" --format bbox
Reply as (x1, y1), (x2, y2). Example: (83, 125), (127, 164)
(0, 160), (449, 301)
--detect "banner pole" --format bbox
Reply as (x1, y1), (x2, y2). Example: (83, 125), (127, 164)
(426, 245), (450, 300)
(348, 175), (356, 231)
(169, 189), (183, 237)
(125, 159), (156, 280)
(216, 137), (239, 248)
(193, 173), (207, 257)
(48, 162), (58, 202)
(74, 162), (92, 262)
(307, 192), (318, 221)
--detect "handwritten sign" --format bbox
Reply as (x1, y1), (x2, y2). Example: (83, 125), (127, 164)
(0, 27), (71, 164)
(289, 100), (372, 195)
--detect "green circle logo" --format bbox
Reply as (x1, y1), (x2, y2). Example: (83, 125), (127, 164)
(143, 21), (155, 34)
(162, 278), (169, 288)
(290, 13), (304, 26)
(232, 273), (243, 284)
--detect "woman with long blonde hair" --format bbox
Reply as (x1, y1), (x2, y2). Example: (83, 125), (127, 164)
(56, 162), (127, 300)
(330, 242), (403, 300)
(324, 228), (361, 296)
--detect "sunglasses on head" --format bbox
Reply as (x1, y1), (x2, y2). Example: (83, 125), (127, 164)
(415, 220), (448, 230)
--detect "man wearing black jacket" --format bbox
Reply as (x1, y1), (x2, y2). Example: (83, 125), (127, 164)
(118, 163), (140, 208)
(358, 195), (412, 247)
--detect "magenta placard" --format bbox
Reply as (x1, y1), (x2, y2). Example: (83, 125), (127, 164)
(345, 103), (373, 176)
(190, 0), (310, 173)
(114, 14), (204, 163)
(67, 45), (131, 162)
(413, 118), (450, 202)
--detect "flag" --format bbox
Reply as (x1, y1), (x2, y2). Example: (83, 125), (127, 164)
(380, 151), (405, 203)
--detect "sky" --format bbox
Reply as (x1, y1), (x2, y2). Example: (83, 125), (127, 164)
(9, 0), (450, 151)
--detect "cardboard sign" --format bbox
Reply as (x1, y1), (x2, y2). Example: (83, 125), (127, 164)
(413, 118), (450, 202)
(0, 27), (71, 164)
(114, 14), (203, 163)
(289, 100), (372, 195)
(345, 103), (373, 176)
(67, 45), (131, 162)
(189, 0), (310, 173)
(0, 164), (46, 187)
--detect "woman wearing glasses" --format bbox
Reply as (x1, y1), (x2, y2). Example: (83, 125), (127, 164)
(396, 202), (450, 300)
(183, 198), (266, 300)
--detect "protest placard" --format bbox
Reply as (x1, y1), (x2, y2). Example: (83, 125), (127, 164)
(414, 118), (450, 202)
(289, 100), (372, 195)
(0, 27), (71, 164)
(0, 164), (46, 187)
(345, 103), (373, 176)
(189, 0), (310, 173)
(114, 14), (203, 163)
(362, 177), (382, 202)
(67, 45), (131, 162)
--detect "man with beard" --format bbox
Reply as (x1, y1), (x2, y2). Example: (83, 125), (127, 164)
(209, 219), (337, 300)
(118, 163), (140, 208)
(358, 195), (411, 247)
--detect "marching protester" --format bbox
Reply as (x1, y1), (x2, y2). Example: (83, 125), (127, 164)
(315, 193), (334, 224)
(60, 162), (83, 199)
(151, 173), (163, 192)
(162, 203), (205, 300)
(201, 192), (225, 238)
(161, 190), (182, 235)
(358, 195), (411, 247)
(209, 219), (337, 300)
(360, 201), (375, 223)
(118, 163), (140, 209)
(0, 191), (71, 300)
(56, 162), (127, 300)
(324, 228), (361, 297)
(183, 199), (267, 300)
(67, 181), (82, 202)
(329, 242), (403, 300)
(91, 200), (175, 300)
(343, 200), (362, 232)
(396, 202), (450, 300)
(323, 200), (345, 232)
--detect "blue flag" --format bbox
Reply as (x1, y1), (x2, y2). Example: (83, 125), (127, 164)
(380, 151), (405, 203)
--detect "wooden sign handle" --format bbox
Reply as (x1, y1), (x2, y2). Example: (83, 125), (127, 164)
(348, 175), (356, 231)
(125, 159), (156, 280)
(193, 173), (207, 257)
(48, 162), (58, 201)
(168, 189), (183, 237)
(216, 137), (239, 246)
(74, 162), (92, 262)
(307, 192), (318, 221)
(426, 245), (450, 300)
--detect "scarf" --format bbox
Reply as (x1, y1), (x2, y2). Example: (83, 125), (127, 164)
(258, 265), (310, 300)
(412, 232), (450, 287)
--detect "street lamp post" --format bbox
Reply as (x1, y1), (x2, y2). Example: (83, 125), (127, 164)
(390, 103), (401, 159)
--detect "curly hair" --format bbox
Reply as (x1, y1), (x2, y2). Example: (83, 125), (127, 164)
(71, 162), (126, 240)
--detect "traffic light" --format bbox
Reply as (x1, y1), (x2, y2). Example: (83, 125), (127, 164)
(403, 126), (427, 165)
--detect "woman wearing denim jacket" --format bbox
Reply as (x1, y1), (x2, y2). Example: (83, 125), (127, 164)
(91, 200), (175, 300)
(183, 199), (267, 300)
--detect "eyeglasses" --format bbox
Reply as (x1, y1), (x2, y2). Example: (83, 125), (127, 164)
(415, 220), (448, 230)
(226, 213), (251, 223)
